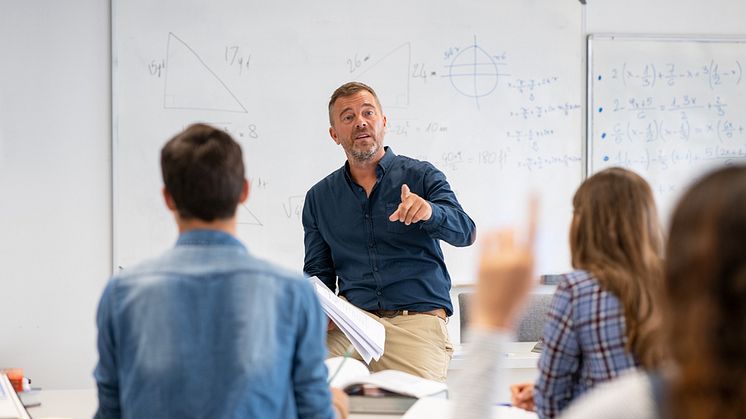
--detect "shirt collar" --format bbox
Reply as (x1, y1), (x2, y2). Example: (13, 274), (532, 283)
(343, 146), (396, 181)
(175, 229), (245, 248)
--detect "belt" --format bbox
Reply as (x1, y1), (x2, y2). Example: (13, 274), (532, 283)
(369, 308), (447, 322)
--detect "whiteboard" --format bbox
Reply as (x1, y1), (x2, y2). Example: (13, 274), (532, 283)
(113, 0), (583, 283)
(588, 35), (746, 219)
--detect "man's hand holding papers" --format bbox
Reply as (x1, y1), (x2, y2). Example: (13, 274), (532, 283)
(310, 277), (385, 364)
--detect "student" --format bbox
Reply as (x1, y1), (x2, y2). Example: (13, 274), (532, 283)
(558, 165), (746, 419)
(94, 124), (348, 419)
(303, 82), (476, 382)
(450, 201), (537, 419)
(511, 168), (664, 418)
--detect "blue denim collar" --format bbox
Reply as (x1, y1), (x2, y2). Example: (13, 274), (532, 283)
(175, 229), (245, 248)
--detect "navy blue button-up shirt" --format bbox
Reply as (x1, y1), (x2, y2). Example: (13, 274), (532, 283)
(303, 147), (476, 316)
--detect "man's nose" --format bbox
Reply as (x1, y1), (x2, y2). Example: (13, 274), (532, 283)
(355, 115), (367, 128)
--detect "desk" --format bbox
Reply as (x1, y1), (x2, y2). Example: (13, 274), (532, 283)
(29, 343), (538, 419)
(449, 341), (540, 404)
(28, 389), (399, 419)
(28, 389), (96, 419)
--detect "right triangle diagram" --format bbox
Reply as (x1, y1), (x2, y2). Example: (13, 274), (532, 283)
(163, 32), (247, 113)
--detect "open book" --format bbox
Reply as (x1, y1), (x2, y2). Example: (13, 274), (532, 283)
(325, 357), (447, 399)
(310, 277), (385, 363)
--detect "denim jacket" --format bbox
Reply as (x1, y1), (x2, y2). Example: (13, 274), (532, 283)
(94, 229), (334, 419)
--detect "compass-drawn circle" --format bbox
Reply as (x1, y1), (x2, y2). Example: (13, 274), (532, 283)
(448, 45), (499, 98)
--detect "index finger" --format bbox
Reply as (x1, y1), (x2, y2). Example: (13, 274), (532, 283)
(400, 184), (411, 200)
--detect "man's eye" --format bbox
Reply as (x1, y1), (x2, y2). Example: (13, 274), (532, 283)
(342, 114), (353, 121)
(364, 110), (375, 116)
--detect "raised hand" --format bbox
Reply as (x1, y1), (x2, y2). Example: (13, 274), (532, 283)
(472, 197), (538, 330)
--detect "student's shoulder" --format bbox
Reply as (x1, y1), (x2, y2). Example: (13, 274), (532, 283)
(557, 270), (599, 291)
(247, 256), (317, 295)
(557, 370), (655, 419)
(108, 253), (172, 284)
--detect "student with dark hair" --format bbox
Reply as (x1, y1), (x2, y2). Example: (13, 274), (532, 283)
(94, 124), (348, 419)
(511, 167), (665, 418)
(558, 165), (746, 419)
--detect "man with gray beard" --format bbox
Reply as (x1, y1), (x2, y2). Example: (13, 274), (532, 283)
(302, 82), (476, 382)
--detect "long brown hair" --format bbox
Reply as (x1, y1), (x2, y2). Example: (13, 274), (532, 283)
(665, 165), (746, 419)
(570, 167), (664, 368)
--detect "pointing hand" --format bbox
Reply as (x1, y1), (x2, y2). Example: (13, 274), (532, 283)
(388, 184), (432, 225)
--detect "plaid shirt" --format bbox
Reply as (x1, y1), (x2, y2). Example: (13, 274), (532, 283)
(534, 270), (638, 419)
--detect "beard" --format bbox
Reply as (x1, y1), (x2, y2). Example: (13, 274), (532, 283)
(350, 142), (380, 161)
(347, 133), (381, 162)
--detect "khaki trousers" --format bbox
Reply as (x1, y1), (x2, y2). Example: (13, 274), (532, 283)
(326, 311), (454, 383)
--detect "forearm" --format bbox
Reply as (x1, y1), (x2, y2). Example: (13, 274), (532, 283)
(451, 328), (511, 419)
(422, 202), (476, 246)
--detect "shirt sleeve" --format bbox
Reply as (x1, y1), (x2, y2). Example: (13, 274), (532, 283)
(535, 280), (580, 419)
(450, 328), (511, 419)
(419, 166), (476, 247)
(292, 281), (336, 419)
(93, 281), (121, 419)
(302, 190), (337, 291)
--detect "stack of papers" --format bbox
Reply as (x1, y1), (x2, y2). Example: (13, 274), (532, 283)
(0, 374), (31, 419)
(311, 277), (385, 363)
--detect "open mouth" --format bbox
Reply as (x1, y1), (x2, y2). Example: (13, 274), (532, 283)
(355, 133), (371, 139)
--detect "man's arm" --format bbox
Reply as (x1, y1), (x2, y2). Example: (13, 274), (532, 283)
(420, 166), (476, 247)
(302, 191), (337, 291)
(293, 281), (341, 419)
(452, 212), (537, 419)
(93, 282), (121, 419)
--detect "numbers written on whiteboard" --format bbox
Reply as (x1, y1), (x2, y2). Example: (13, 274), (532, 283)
(148, 59), (166, 78)
(347, 53), (370, 73)
(225, 46), (252, 75)
(440, 149), (508, 171)
(207, 122), (260, 140)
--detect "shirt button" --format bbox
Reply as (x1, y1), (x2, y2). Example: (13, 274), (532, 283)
(364, 214), (369, 219)
(376, 291), (382, 296)
(368, 242), (374, 248)
(373, 267), (378, 272)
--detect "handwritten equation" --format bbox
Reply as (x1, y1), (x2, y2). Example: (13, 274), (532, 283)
(601, 95), (728, 119)
(439, 149), (508, 171)
(608, 145), (746, 171)
(601, 60), (742, 90)
(592, 44), (746, 178)
(517, 154), (581, 172)
(603, 118), (745, 145)
(387, 120), (449, 138)
(509, 102), (581, 119)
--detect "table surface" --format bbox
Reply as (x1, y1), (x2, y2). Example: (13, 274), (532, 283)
(28, 342), (539, 419)
(28, 390), (400, 419)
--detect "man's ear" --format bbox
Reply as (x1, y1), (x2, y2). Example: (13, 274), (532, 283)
(239, 179), (250, 204)
(382, 114), (387, 128)
(162, 187), (177, 211)
(329, 126), (340, 145)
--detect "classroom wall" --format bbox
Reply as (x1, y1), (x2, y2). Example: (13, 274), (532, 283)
(1, 0), (744, 389)
(0, 0), (111, 389)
